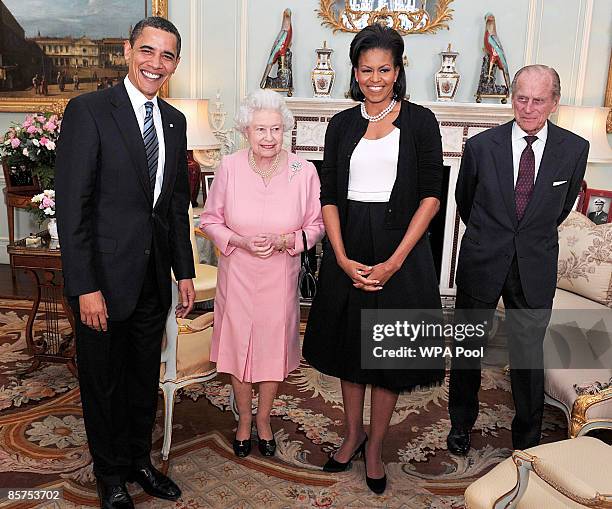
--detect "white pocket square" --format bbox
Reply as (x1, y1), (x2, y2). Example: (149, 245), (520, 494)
(553, 180), (568, 186)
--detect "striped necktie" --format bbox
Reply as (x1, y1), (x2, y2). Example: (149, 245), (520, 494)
(515, 135), (538, 221)
(143, 101), (158, 195)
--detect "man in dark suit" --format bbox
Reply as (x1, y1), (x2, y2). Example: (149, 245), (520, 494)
(56, 17), (195, 509)
(446, 65), (589, 455)
(588, 199), (608, 225)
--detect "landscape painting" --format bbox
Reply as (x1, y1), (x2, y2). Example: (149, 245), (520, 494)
(0, 0), (167, 110)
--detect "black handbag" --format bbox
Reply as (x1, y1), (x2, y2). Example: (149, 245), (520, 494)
(298, 230), (317, 300)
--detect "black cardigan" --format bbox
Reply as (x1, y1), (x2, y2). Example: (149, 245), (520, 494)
(320, 99), (443, 230)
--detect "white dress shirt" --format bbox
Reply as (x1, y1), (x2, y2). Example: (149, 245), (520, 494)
(511, 121), (548, 187)
(124, 76), (165, 205)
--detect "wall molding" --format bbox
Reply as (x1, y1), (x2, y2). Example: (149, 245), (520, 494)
(574, 0), (593, 105)
(523, 0), (540, 66)
(189, 0), (205, 97)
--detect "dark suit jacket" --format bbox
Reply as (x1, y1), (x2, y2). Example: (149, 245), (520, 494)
(588, 210), (608, 225)
(455, 120), (588, 308)
(55, 82), (195, 321)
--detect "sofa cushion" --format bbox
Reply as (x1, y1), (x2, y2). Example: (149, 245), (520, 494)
(557, 211), (612, 308)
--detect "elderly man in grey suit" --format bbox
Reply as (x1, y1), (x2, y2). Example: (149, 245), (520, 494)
(447, 65), (589, 456)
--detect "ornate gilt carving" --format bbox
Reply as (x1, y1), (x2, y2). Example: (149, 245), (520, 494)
(317, 0), (454, 35)
(570, 387), (612, 438)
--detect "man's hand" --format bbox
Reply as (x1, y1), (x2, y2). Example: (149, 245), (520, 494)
(176, 279), (195, 318)
(79, 291), (108, 331)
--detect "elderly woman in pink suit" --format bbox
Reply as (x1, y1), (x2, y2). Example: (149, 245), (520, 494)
(200, 89), (324, 458)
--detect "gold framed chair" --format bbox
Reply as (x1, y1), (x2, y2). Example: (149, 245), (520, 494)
(159, 205), (218, 463)
(464, 436), (612, 508)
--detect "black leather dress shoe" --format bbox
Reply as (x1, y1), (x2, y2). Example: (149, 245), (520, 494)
(127, 464), (181, 501)
(96, 481), (134, 509)
(233, 438), (252, 458)
(447, 427), (471, 456)
(323, 436), (367, 473)
(257, 435), (276, 457)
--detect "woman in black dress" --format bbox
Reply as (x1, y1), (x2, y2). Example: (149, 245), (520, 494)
(302, 24), (444, 494)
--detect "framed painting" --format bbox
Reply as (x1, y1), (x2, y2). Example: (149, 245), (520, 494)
(0, 0), (168, 113)
(201, 172), (215, 204)
(582, 188), (612, 225)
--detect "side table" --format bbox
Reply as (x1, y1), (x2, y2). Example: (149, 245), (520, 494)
(7, 233), (77, 377)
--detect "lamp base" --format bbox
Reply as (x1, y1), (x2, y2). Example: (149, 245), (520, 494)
(186, 150), (201, 207)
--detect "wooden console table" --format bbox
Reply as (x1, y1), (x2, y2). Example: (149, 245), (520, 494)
(7, 233), (77, 377)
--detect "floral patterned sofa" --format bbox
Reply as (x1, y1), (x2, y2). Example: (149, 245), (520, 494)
(544, 210), (612, 438)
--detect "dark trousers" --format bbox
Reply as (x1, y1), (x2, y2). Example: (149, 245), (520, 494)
(71, 258), (166, 485)
(448, 256), (552, 450)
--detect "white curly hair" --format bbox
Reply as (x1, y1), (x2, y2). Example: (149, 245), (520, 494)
(235, 89), (295, 135)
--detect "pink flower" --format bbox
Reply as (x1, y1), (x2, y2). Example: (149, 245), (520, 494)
(22, 116), (33, 128)
(41, 196), (55, 208)
(26, 125), (37, 134)
(37, 115), (46, 122)
(43, 121), (57, 132)
(40, 136), (49, 146)
(10, 138), (21, 148)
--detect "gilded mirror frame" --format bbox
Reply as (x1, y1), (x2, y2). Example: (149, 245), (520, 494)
(0, 0), (168, 113)
(317, 0), (454, 35)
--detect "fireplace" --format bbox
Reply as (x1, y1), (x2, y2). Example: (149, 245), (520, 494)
(285, 98), (515, 296)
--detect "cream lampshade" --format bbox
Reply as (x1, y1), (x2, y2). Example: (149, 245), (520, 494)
(165, 98), (221, 167)
(556, 106), (612, 163)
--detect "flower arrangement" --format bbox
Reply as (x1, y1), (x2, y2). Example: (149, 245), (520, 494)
(0, 113), (61, 189)
(30, 189), (56, 224)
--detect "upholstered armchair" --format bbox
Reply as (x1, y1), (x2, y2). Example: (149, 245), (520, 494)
(159, 206), (218, 463)
(496, 211), (612, 438)
(464, 436), (612, 508)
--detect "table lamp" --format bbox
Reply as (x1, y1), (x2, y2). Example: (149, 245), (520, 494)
(165, 98), (222, 206)
(556, 106), (612, 163)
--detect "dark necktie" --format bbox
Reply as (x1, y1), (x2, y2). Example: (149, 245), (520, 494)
(515, 135), (538, 221)
(143, 101), (159, 195)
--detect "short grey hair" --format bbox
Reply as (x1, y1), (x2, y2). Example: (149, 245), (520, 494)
(511, 64), (561, 99)
(235, 89), (295, 135)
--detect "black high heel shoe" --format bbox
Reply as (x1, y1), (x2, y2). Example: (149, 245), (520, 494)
(323, 436), (367, 473)
(363, 443), (386, 494)
(257, 434), (277, 457)
(233, 437), (252, 458)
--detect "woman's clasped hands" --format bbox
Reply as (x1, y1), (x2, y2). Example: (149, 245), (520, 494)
(339, 258), (399, 291)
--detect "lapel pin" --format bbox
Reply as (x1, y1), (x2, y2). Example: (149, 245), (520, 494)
(169, 123), (174, 128)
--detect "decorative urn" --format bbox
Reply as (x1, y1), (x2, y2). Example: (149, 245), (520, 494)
(435, 44), (460, 101)
(312, 41), (335, 98)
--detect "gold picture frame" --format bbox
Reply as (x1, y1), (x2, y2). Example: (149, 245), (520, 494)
(0, 0), (168, 113)
(317, 0), (454, 35)
(605, 48), (612, 133)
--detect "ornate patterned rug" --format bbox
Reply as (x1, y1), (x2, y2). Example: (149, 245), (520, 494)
(0, 299), (572, 508)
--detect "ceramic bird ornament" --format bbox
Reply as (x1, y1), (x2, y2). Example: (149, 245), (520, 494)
(483, 12), (511, 90)
(260, 8), (293, 91)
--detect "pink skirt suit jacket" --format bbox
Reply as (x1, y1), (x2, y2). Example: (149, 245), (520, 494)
(200, 149), (324, 383)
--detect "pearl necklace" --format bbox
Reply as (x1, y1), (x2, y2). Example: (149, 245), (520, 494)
(248, 150), (280, 179)
(360, 98), (397, 122)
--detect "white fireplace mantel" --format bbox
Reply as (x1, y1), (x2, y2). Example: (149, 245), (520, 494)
(285, 98), (515, 297)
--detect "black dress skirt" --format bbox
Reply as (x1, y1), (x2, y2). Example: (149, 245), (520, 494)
(302, 200), (445, 392)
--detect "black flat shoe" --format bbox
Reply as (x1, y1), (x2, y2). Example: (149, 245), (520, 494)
(363, 444), (386, 495)
(257, 434), (277, 457)
(323, 436), (367, 473)
(127, 464), (181, 501)
(233, 438), (252, 458)
(447, 427), (471, 456)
